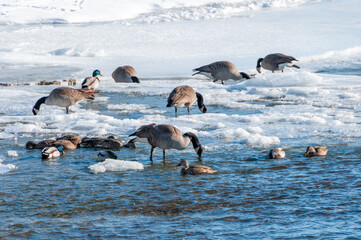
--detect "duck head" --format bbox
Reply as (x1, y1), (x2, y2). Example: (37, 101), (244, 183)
(177, 160), (189, 169)
(92, 69), (103, 77)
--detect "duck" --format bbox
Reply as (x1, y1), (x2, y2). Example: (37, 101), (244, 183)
(81, 69), (103, 93)
(56, 135), (82, 148)
(81, 136), (124, 150)
(41, 146), (65, 159)
(177, 160), (215, 175)
(167, 85), (207, 117)
(26, 135), (81, 150)
(112, 66), (140, 83)
(129, 123), (203, 161)
(256, 53), (300, 73)
(268, 148), (286, 159)
(32, 87), (94, 115)
(98, 150), (118, 160)
(304, 146), (328, 157)
(192, 61), (250, 85)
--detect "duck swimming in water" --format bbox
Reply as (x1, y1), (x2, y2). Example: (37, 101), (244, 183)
(268, 148), (286, 159)
(304, 146), (328, 157)
(177, 160), (215, 175)
(41, 146), (64, 159)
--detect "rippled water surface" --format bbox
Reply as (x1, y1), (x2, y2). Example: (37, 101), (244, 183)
(1, 74), (361, 239)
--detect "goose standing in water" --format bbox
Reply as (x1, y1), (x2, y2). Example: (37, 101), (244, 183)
(112, 66), (140, 83)
(256, 53), (300, 73)
(167, 85), (207, 117)
(177, 160), (215, 175)
(304, 146), (328, 157)
(81, 69), (103, 93)
(192, 61), (250, 85)
(32, 87), (94, 115)
(129, 123), (203, 161)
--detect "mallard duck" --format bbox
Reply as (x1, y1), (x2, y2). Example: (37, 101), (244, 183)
(129, 123), (203, 161)
(192, 61), (250, 85)
(98, 150), (118, 160)
(177, 160), (214, 175)
(81, 69), (103, 93)
(32, 87), (94, 115)
(112, 66), (140, 83)
(41, 146), (65, 159)
(256, 53), (300, 73)
(304, 146), (328, 157)
(26, 135), (81, 150)
(167, 85), (207, 117)
(268, 148), (286, 159)
(81, 136), (124, 150)
(56, 135), (82, 147)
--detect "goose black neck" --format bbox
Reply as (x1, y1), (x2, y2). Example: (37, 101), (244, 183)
(240, 72), (251, 79)
(257, 58), (264, 68)
(32, 96), (47, 115)
(195, 92), (207, 113)
(131, 76), (140, 83)
(184, 132), (201, 148)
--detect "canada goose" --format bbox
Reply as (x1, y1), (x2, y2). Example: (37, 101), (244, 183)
(81, 69), (103, 93)
(192, 61), (250, 85)
(177, 160), (215, 175)
(81, 136), (124, 150)
(256, 53), (300, 73)
(112, 66), (140, 83)
(129, 123), (203, 161)
(268, 148), (286, 159)
(304, 146), (328, 157)
(41, 146), (64, 159)
(166, 85), (207, 117)
(32, 87), (94, 115)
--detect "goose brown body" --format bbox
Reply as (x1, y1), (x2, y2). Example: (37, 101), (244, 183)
(192, 61), (250, 84)
(112, 66), (140, 83)
(167, 85), (207, 117)
(129, 123), (203, 161)
(177, 160), (215, 175)
(305, 146), (328, 157)
(257, 53), (300, 73)
(32, 87), (94, 115)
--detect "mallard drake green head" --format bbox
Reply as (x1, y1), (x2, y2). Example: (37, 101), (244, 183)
(92, 69), (103, 77)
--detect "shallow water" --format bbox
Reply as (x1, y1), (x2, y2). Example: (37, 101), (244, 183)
(1, 72), (361, 238)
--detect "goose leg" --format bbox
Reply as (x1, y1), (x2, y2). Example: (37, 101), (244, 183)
(163, 149), (166, 161)
(187, 106), (190, 115)
(213, 78), (218, 83)
(66, 107), (69, 114)
(150, 146), (155, 161)
(175, 108), (177, 118)
(221, 80), (224, 85)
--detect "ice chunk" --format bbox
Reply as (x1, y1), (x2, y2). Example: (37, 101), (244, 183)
(89, 159), (144, 174)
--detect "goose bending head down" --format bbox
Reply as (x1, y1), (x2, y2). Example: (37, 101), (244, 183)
(32, 87), (94, 115)
(128, 123), (204, 161)
(257, 53), (300, 73)
(192, 61), (250, 85)
(112, 66), (140, 83)
(166, 85), (207, 117)
(81, 69), (103, 93)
